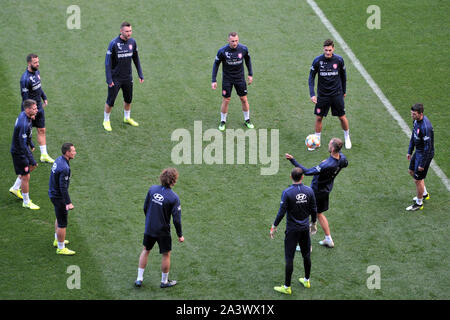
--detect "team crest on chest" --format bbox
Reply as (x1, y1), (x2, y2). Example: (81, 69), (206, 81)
(238, 53), (242, 59)
(129, 44), (133, 50)
(333, 64), (338, 69)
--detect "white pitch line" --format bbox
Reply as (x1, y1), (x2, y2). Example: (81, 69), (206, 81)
(306, 0), (450, 192)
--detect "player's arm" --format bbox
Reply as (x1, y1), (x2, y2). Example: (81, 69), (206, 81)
(271, 191), (288, 238)
(419, 123), (433, 169)
(309, 191), (317, 224)
(308, 60), (318, 103)
(105, 41), (115, 86)
(244, 48), (253, 84)
(143, 191), (150, 215)
(340, 57), (347, 96)
(211, 50), (222, 89)
(20, 77), (30, 105)
(171, 198), (183, 242)
(27, 130), (35, 152)
(290, 156), (322, 176)
(407, 128), (415, 160)
(286, 155), (311, 174)
(17, 122), (34, 163)
(58, 168), (72, 208)
(132, 42), (144, 82)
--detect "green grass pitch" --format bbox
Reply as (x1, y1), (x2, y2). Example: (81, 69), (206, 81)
(0, 0), (448, 300)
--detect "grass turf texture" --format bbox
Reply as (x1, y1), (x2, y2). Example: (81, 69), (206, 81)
(0, 0), (448, 300)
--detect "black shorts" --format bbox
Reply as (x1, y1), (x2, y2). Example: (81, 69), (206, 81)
(11, 153), (32, 176)
(285, 228), (311, 261)
(106, 80), (133, 107)
(409, 152), (432, 180)
(222, 79), (247, 98)
(315, 95), (345, 117)
(51, 197), (68, 228)
(32, 107), (45, 128)
(143, 234), (172, 254)
(315, 192), (330, 213)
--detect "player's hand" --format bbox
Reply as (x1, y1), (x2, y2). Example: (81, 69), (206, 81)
(108, 81), (115, 87)
(418, 166), (424, 171)
(270, 225), (277, 239)
(211, 82), (217, 90)
(285, 153), (293, 160)
(247, 75), (253, 85)
(310, 222), (317, 235)
(30, 164), (37, 172)
(343, 93), (346, 98)
(311, 96), (317, 104)
(178, 236), (185, 243)
(407, 154), (411, 161)
(66, 203), (74, 210)
(43, 100), (48, 107)
(139, 78), (144, 84)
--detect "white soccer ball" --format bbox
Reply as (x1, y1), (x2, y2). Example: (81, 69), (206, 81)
(305, 134), (320, 150)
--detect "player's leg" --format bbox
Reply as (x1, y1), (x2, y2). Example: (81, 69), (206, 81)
(9, 175), (23, 199)
(332, 95), (351, 149)
(236, 82), (253, 128)
(339, 115), (351, 149)
(274, 231), (296, 294)
(135, 235), (156, 287)
(316, 194), (334, 247)
(315, 115), (323, 137)
(122, 81), (138, 126)
(298, 230), (311, 288)
(53, 199), (75, 255)
(314, 97), (330, 142)
(34, 108), (54, 163)
(104, 83), (120, 131)
(16, 157), (39, 209)
(53, 219), (68, 247)
(159, 236), (176, 288)
(218, 81), (232, 131)
(407, 155), (431, 211)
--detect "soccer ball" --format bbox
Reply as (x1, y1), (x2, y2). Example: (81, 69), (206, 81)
(305, 134), (320, 150)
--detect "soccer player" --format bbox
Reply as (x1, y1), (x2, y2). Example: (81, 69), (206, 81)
(406, 103), (434, 211)
(48, 143), (77, 255)
(103, 21), (144, 131)
(309, 39), (352, 149)
(20, 53), (55, 163)
(285, 137), (348, 248)
(135, 168), (184, 288)
(9, 99), (40, 209)
(211, 32), (254, 131)
(271, 167), (317, 294)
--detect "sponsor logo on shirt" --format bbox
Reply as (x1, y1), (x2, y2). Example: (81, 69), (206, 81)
(152, 193), (164, 205)
(319, 71), (339, 76)
(296, 193), (308, 204)
(118, 52), (133, 58)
